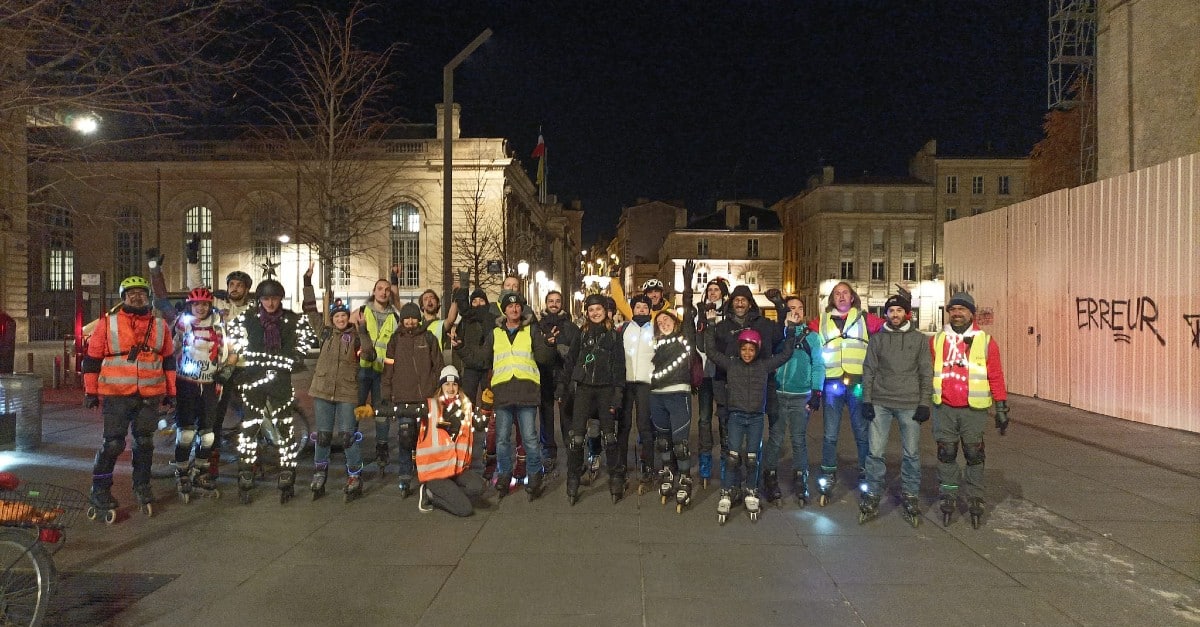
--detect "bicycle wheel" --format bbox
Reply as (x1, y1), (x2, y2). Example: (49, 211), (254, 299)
(0, 529), (54, 626)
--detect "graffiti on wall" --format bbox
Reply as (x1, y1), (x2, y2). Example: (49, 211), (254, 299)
(1184, 314), (1200, 349)
(1075, 296), (1166, 345)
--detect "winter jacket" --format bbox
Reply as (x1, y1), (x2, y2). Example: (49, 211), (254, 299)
(537, 310), (580, 368)
(455, 304), (495, 371)
(775, 325), (825, 396)
(862, 321), (933, 410)
(651, 309), (696, 393)
(483, 312), (555, 407)
(708, 290), (783, 383)
(559, 322), (626, 409)
(620, 320), (656, 383)
(703, 327), (796, 413)
(173, 311), (229, 384)
(227, 307), (319, 377)
(381, 326), (444, 405)
(82, 306), (177, 398)
(309, 324), (362, 404)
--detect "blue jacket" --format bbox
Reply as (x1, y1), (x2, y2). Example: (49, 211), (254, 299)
(775, 326), (824, 395)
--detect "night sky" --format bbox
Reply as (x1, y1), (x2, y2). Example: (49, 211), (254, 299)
(317, 0), (1049, 242)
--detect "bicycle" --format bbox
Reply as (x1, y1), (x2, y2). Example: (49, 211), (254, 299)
(0, 472), (86, 626)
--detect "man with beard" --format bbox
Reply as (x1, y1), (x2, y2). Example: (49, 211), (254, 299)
(535, 290), (579, 472)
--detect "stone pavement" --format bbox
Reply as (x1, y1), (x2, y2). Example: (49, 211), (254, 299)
(7, 386), (1200, 626)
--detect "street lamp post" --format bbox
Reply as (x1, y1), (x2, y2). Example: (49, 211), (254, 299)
(443, 28), (493, 317)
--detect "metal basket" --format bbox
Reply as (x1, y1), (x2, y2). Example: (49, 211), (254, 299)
(0, 483), (87, 530)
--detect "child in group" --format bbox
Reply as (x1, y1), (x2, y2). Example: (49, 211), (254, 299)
(415, 366), (489, 516)
(308, 302), (367, 502)
(703, 307), (796, 524)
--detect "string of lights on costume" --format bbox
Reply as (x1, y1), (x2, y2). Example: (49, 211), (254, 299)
(650, 335), (693, 382)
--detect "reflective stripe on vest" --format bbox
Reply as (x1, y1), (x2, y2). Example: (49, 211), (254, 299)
(491, 326), (541, 386)
(360, 307), (398, 372)
(415, 397), (474, 482)
(820, 308), (868, 378)
(424, 318), (445, 351)
(97, 314), (168, 396)
(932, 331), (993, 409)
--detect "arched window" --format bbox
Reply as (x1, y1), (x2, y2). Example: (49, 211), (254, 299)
(185, 205), (213, 286)
(114, 206), (141, 281)
(391, 203), (420, 288)
(46, 206), (73, 291)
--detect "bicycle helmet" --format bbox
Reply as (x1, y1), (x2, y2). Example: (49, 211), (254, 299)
(119, 275), (151, 298)
(256, 279), (285, 299)
(641, 278), (664, 292)
(736, 328), (762, 349)
(226, 270), (253, 290)
(186, 287), (214, 303)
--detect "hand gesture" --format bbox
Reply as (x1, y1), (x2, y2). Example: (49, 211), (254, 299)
(682, 259), (695, 286)
(305, 260), (315, 279)
(546, 327), (560, 346)
(765, 288), (782, 302)
(185, 234), (201, 264)
(705, 307), (717, 322)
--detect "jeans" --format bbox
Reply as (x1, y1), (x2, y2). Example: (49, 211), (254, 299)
(821, 377), (869, 475)
(495, 405), (542, 477)
(312, 397), (364, 472)
(356, 367), (383, 408)
(649, 392), (692, 473)
(864, 405), (921, 496)
(724, 410), (765, 492)
(763, 391), (813, 473)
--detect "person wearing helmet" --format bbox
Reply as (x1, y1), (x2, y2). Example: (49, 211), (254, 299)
(225, 266), (320, 505)
(169, 286), (234, 502)
(81, 275), (178, 519)
(702, 306), (797, 525)
(414, 366), (489, 516)
(307, 301), (367, 502)
(608, 273), (671, 322)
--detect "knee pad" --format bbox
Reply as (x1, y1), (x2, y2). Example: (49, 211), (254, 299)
(673, 442), (690, 463)
(727, 450), (742, 470)
(586, 419), (600, 438)
(963, 442), (985, 466)
(602, 430), (618, 447)
(745, 451), (758, 470)
(341, 431), (363, 449)
(176, 429), (197, 448)
(316, 431), (333, 448)
(936, 440), (959, 464)
(397, 417), (417, 450)
(101, 436), (127, 458)
(199, 431), (216, 449)
(134, 434), (155, 451)
(568, 433), (585, 451)
(655, 436), (671, 455)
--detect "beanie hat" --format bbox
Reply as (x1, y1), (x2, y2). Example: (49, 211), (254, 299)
(500, 292), (525, 309)
(629, 294), (652, 311)
(883, 294), (911, 313)
(706, 278), (730, 299)
(438, 365), (460, 387)
(469, 288), (488, 304)
(947, 291), (976, 315)
(399, 302), (421, 321)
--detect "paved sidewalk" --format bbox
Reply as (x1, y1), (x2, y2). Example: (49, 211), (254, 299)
(8, 389), (1200, 626)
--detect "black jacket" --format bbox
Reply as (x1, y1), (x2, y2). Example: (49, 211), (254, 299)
(559, 322), (626, 410)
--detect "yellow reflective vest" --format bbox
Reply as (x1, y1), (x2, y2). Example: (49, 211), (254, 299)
(932, 331), (994, 409)
(819, 308), (868, 378)
(491, 326), (541, 386)
(360, 306), (398, 372)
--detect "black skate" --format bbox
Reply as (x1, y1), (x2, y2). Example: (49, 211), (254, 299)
(397, 476), (414, 499)
(375, 443), (390, 479)
(658, 467), (675, 505)
(186, 466), (221, 501)
(716, 488), (733, 525)
(132, 483), (154, 517)
(744, 488), (762, 523)
(344, 473), (363, 503)
(940, 493), (958, 527)
(238, 470), (254, 505)
(793, 470), (810, 506)
(580, 454), (600, 486)
(86, 486), (119, 525)
(526, 471), (545, 501)
(495, 472), (513, 500)
(816, 470), (837, 507)
(675, 474), (693, 513)
(566, 473), (581, 506)
(858, 492), (881, 525)
(636, 462), (653, 496)
(310, 469), (327, 500)
(176, 466), (193, 504)
(609, 467), (627, 504)
(968, 497), (985, 529)
(901, 493), (921, 528)
(278, 470), (295, 504)
(763, 469), (782, 505)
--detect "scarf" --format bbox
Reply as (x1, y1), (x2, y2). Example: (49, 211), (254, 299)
(259, 307), (284, 352)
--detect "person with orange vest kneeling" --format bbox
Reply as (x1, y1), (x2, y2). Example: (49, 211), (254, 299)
(931, 291), (1010, 530)
(82, 276), (178, 521)
(415, 366), (489, 516)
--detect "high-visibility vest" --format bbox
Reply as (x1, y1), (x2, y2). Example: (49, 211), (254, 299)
(360, 306), (398, 372)
(819, 308), (868, 378)
(424, 318), (445, 351)
(932, 331), (993, 409)
(491, 326), (541, 386)
(415, 397), (474, 482)
(97, 312), (169, 397)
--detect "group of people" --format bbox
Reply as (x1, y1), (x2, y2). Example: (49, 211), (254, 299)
(83, 245), (1009, 527)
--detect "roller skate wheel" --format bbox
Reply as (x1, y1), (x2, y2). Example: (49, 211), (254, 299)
(819, 494), (830, 507)
(86, 506), (97, 520)
(141, 503), (154, 517)
(970, 514), (982, 529)
(637, 483), (646, 495)
(909, 515), (921, 528)
(105, 509), (117, 524)
(611, 494), (620, 504)
(211, 489), (221, 499)
(676, 503), (683, 514)
(239, 491), (252, 505)
(942, 512), (953, 527)
(661, 494), (668, 505)
(718, 513), (727, 525)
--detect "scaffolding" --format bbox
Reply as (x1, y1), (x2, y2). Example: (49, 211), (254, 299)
(1047, 0), (1097, 183)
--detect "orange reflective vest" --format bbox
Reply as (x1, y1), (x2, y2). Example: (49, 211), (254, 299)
(415, 396), (475, 482)
(86, 310), (176, 397)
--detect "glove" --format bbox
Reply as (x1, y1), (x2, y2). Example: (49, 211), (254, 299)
(861, 402), (875, 422)
(914, 405), (930, 423)
(84, 394), (100, 409)
(162, 395), (176, 409)
(472, 411), (488, 433)
(994, 401), (1010, 435)
(805, 391), (822, 413)
(185, 234), (201, 264)
(359, 345), (376, 363)
(353, 404), (374, 420)
(145, 247), (165, 271)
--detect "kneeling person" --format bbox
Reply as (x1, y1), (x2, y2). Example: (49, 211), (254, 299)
(416, 366), (488, 516)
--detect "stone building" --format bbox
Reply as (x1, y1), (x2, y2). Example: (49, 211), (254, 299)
(607, 199), (683, 298)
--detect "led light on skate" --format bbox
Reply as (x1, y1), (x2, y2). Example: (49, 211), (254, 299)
(817, 477), (829, 488)
(859, 482), (869, 493)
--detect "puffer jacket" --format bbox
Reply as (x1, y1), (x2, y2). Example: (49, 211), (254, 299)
(862, 321), (933, 410)
(309, 323), (362, 404)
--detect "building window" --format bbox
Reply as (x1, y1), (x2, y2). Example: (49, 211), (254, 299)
(971, 176), (984, 195)
(972, 207), (984, 216)
(747, 238), (759, 258)
(998, 175), (1011, 195)
(840, 260), (854, 280)
(945, 176), (958, 194)
(45, 206), (74, 291)
(870, 260), (885, 282)
(871, 228), (885, 253)
(185, 205), (213, 287)
(745, 271), (758, 287)
(391, 203), (420, 288)
(841, 227), (854, 253)
(747, 216), (758, 230)
(902, 261), (916, 282)
(114, 206), (141, 282)
(251, 202), (283, 262)
(902, 228), (917, 253)
(945, 207), (958, 222)
(695, 270), (708, 289)
(697, 238), (709, 257)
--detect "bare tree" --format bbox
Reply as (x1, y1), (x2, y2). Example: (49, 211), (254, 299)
(451, 148), (505, 293)
(242, 1), (407, 310)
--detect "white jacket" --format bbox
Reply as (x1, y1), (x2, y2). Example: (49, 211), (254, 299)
(622, 321), (655, 384)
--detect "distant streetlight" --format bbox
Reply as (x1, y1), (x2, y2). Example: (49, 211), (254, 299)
(517, 260), (530, 304)
(277, 234), (290, 244)
(443, 28), (493, 317)
(67, 112), (99, 134)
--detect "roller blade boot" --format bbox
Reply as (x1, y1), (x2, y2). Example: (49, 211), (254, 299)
(637, 462), (654, 496)
(940, 493), (958, 527)
(133, 483), (155, 517)
(744, 488), (762, 523)
(901, 493), (921, 528)
(175, 465), (193, 504)
(675, 474), (693, 513)
(397, 475), (414, 499)
(190, 466), (221, 501)
(513, 453), (527, 486)
(375, 443), (390, 479)
(310, 469), (327, 500)
(278, 470), (296, 504)
(763, 469), (782, 505)
(609, 467), (627, 504)
(495, 472), (513, 501)
(968, 497), (985, 529)
(566, 473), (581, 506)
(658, 467), (675, 505)
(716, 489), (733, 525)
(238, 470), (255, 505)
(581, 454), (600, 486)
(697, 451), (712, 489)
(816, 471), (837, 507)
(793, 470), (810, 506)
(525, 471), (545, 501)
(344, 473), (363, 503)
(858, 492), (881, 525)
(87, 486), (119, 525)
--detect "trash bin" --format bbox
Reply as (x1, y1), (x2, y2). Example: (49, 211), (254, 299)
(0, 373), (43, 451)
